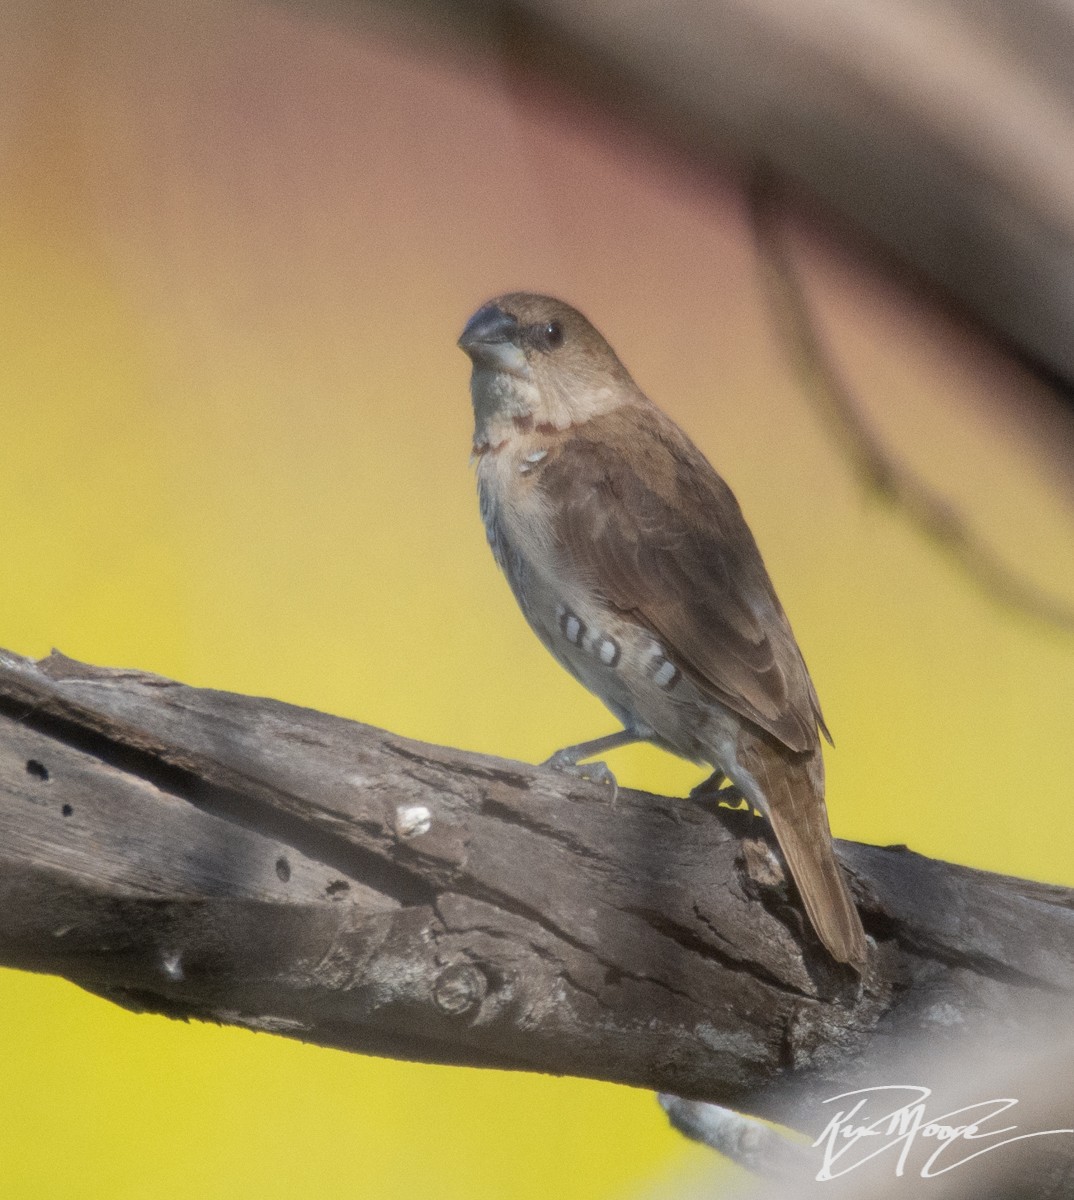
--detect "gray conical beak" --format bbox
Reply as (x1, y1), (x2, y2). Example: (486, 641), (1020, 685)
(458, 303), (520, 354)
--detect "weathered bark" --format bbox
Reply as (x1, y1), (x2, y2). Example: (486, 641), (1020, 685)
(0, 648), (1071, 1180)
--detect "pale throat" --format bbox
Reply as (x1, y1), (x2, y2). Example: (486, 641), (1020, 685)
(470, 365), (541, 449)
(470, 366), (629, 451)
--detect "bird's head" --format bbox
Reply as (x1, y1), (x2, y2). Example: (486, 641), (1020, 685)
(458, 293), (642, 447)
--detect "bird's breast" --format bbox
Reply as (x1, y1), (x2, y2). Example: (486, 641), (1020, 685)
(477, 446), (717, 754)
(476, 441), (557, 584)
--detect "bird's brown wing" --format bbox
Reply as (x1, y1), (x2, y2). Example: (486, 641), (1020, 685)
(539, 404), (827, 754)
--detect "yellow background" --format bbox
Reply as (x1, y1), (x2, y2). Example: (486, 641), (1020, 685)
(1, 3), (1072, 1197)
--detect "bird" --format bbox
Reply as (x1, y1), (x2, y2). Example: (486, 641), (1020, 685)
(457, 292), (868, 968)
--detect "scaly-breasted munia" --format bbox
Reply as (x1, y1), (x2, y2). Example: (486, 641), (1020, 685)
(458, 292), (867, 967)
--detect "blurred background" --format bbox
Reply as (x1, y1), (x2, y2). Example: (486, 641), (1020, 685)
(1, 1), (1073, 1196)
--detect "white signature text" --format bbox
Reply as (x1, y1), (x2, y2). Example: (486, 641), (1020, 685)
(813, 1085), (1072, 1181)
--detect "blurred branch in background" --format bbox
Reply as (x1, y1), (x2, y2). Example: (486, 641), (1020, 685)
(338, 0), (1074, 401)
(749, 184), (1074, 634)
(325, 0), (1074, 623)
(1, 648), (1071, 1191)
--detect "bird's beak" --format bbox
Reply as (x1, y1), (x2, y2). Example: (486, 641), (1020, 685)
(458, 303), (519, 353)
(461, 301), (533, 427)
(458, 304), (530, 378)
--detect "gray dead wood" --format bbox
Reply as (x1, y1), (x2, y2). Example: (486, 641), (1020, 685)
(0, 649), (1071, 1179)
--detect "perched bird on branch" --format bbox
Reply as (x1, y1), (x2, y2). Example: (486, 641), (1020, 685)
(458, 292), (867, 967)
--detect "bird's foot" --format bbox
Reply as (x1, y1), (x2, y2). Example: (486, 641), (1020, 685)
(689, 770), (728, 800)
(689, 771), (745, 806)
(543, 750), (619, 804)
(689, 772), (758, 825)
(715, 787), (749, 812)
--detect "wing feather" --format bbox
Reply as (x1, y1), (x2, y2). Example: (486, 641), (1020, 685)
(540, 404), (828, 753)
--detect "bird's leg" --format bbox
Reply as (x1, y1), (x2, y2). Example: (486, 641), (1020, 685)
(543, 729), (645, 802)
(690, 769), (755, 823)
(689, 769), (729, 799)
(690, 769), (743, 804)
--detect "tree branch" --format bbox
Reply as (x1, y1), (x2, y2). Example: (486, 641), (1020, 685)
(749, 185), (1074, 635)
(1, 649), (1071, 1170)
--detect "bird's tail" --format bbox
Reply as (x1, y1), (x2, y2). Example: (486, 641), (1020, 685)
(739, 741), (868, 968)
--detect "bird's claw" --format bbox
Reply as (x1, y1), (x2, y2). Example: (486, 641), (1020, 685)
(543, 754), (619, 804)
(689, 773), (753, 814)
(544, 747), (579, 771)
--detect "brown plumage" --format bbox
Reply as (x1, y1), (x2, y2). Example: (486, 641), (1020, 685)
(540, 405), (828, 752)
(458, 292), (868, 967)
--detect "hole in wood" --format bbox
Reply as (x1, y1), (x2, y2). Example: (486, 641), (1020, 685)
(275, 856), (291, 883)
(26, 760), (49, 781)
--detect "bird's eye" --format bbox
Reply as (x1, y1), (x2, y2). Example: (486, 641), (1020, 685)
(543, 320), (564, 349)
